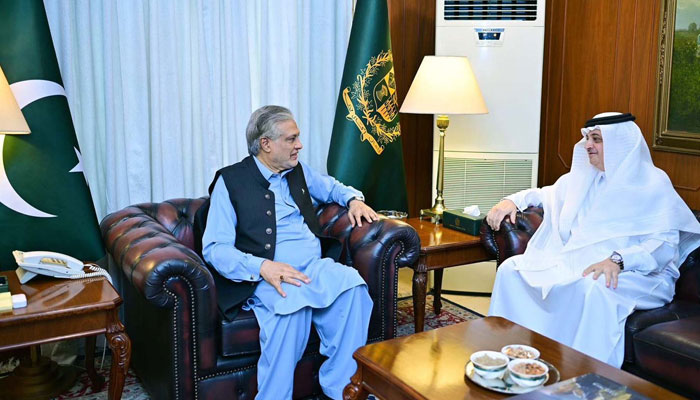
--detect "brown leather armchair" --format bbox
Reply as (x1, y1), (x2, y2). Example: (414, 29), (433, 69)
(480, 206), (700, 398)
(100, 198), (419, 400)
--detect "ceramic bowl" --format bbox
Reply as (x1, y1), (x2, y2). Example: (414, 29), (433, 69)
(470, 350), (509, 379)
(507, 358), (548, 387)
(500, 344), (540, 360)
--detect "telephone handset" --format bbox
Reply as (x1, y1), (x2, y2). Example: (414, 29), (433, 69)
(13, 250), (112, 285)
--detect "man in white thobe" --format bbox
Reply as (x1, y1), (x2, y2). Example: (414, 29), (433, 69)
(486, 112), (700, 367)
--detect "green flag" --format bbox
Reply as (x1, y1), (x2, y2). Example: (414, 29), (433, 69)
(328, 0), (408, 212)
(0, 0), (104, 269)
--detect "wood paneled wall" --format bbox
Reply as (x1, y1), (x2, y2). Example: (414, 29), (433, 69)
(540, 0), (700, 208)
(388, 0), (700, 213)
(388, 0), (436, 217)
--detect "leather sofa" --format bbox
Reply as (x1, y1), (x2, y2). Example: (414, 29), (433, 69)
(100, 198), (420, 400)
(480, 206), (700, 398)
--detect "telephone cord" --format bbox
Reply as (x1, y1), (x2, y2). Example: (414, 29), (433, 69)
(72, 263), (113, 285)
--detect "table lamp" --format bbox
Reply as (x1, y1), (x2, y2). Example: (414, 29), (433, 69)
(0, 65), (30, 135)
(400, 56), (487, 222)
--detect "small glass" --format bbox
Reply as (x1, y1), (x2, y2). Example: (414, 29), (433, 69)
(377, 210), (408, 220)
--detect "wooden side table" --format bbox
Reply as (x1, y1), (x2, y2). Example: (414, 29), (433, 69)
(0, 270), (131, 400)
(405, 218), (491, 332)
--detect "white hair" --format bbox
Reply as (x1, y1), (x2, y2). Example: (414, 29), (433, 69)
(246, 105), (295, 156)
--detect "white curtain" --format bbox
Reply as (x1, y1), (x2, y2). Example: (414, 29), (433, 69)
(44, 0), (353, 218)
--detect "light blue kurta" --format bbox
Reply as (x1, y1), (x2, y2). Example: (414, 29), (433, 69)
(202, 157), (373, 400)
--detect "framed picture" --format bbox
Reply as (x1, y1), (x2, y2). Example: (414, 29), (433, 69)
(654, 0), (700, 155)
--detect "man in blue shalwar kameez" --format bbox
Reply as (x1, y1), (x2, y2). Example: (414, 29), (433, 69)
(202, 105), (377, 400)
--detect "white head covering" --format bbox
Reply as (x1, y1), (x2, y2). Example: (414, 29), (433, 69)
(528, 112), (700, 265)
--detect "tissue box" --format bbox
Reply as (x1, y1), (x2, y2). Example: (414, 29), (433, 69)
(443, 209), (485, 236)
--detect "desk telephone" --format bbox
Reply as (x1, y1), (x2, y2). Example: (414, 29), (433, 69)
(13, 250), (112, 285)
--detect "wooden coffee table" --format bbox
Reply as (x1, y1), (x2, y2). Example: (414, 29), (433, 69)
(405, 218), (490, 332)
(0, 270), (131, 400)
(344, 317), (684, 399)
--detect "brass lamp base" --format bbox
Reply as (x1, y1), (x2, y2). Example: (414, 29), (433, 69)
(0, 346), (77, 400)
(420, 204), (445, 224)
(421, 114), (450, 224)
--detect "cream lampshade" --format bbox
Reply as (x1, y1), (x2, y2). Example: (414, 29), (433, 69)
(399, 56), (487, 222)
(0, 65), (30, 135)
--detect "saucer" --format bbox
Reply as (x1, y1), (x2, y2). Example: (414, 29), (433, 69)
(465, 359), (560, 394)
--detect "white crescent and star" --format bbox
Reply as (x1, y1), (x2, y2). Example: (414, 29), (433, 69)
(0, 79), (86, 218)
(68, 146), (88, 186)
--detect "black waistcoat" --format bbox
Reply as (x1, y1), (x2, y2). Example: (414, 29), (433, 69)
(218, 156), (322, 259)
(199, 156), (339, 320)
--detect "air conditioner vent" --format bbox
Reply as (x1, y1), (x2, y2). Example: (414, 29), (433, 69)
(443, 157), (533, 211)
(444, 0), (538, 21)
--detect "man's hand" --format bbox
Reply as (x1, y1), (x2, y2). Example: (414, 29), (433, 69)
(260, 260), (310, 297)
(582, 258), (622, 289)
(486, 199), (518, 231)
(348, 199), (379, 228)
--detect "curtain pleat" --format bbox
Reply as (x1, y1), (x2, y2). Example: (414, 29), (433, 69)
(44, 0), (353, 218)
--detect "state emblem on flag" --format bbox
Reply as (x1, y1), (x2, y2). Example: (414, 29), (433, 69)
(342, 50), (401, 155)
(374, 70), (397, 122)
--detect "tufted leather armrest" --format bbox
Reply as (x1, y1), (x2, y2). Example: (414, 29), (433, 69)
(479, 206), (544, 266)
(316, 203), (420, 340)
(100, 198), (221, 379)
(100, 198), (215, 309)
(316, 203), (419, 268)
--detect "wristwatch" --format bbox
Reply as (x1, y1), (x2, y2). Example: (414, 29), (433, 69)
(610, 251), (624, 270)
(348, 195), (365, 205)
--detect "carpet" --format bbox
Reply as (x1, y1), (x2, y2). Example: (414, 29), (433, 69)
(396, 294), (483, 336)
(53, 294), (482, 399)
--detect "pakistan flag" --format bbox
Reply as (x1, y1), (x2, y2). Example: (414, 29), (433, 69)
(328, 0), (408, 212)
(0, 0), (104, 269)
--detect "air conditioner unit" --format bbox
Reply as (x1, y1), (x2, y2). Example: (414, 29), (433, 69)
(434, 0), (545, 157)
(431, 0), (546, 296)
(435, 151), (538, 212)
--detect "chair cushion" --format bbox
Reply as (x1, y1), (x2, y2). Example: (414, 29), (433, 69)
(624, 301), (700, 364)
(220, 309), (321, 357)
(633, 316), (700, 396)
